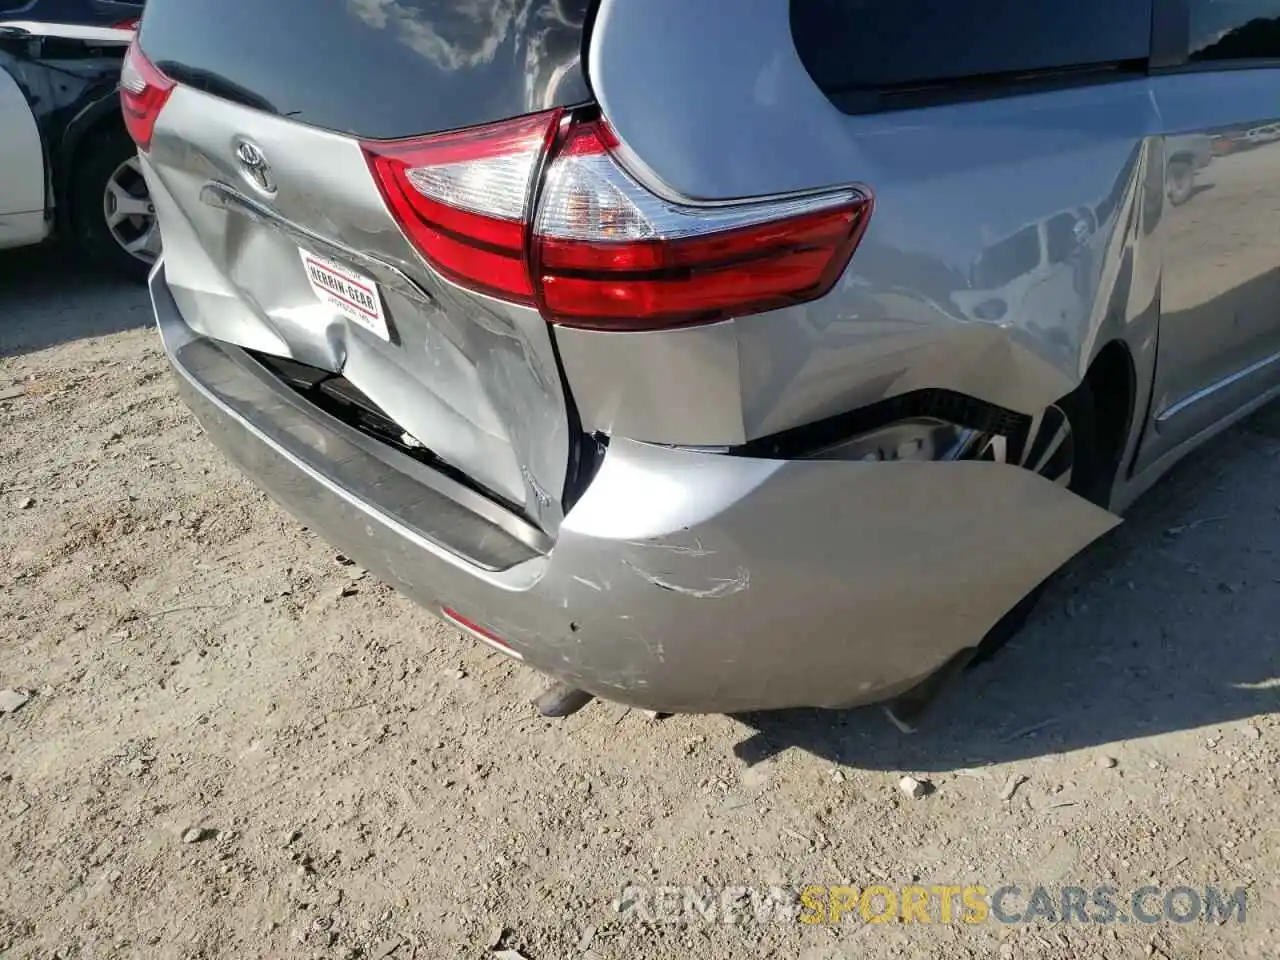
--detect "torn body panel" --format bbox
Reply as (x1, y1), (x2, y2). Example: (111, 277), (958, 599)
(158, 277), (1118, 713)
(547, 440), (1118, 711)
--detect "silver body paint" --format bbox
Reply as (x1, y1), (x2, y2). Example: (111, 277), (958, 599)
(143, 0), (1280, 711)
(144, 87), (570, 530)
(154, 282), (1117, 712)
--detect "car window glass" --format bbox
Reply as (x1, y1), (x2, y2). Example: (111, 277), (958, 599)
(139, 0), (591, 140)
(1189, 0), (1280, 61)
(791, 0), (1153, 93)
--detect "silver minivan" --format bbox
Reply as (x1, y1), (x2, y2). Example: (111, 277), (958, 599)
(132, 0), (1280, 716)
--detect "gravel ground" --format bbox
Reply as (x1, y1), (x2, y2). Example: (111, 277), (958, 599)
(1, 241), (1278, 960)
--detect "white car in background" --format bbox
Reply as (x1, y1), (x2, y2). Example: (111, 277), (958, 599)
(1242, 122), (1280, 146)
(0, 18), (156, 279)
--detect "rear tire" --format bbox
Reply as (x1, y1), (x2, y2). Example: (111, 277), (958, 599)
(969, 381), (1102, 664)
(68, 126), (159, 283)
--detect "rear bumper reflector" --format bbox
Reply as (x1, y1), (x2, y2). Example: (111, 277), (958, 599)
(441, 606), (524, 660)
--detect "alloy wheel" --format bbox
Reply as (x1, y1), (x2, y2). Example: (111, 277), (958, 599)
(972, 404), (1075, 488)
(103, 156), (161, 264)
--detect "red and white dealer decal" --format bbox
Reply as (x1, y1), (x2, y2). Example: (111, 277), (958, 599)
(298, 249), (390, 340)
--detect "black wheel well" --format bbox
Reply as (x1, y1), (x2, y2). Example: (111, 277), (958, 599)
(1083, 339), (1135, 491)
(54, 105), (127, 229)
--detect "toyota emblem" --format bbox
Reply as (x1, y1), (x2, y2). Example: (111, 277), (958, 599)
(235, 139), (276, 196)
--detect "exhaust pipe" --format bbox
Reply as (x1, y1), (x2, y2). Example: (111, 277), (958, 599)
(883, 647), (978, 732)
(532, 682), (594, 718)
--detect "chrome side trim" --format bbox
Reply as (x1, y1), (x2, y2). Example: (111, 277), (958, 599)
(1155, 348), (1280, 426)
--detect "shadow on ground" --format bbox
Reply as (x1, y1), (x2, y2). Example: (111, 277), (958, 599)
(0, 243), (151, 356)
(735, 401), (1280, 771)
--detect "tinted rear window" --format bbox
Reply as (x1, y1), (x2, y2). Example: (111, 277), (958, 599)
(791, 0), (1152, 94)
(139, 0), (592, 140)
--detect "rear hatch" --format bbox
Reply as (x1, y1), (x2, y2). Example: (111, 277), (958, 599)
(132, 0), (595, 533)
(133, 0), (875, 537)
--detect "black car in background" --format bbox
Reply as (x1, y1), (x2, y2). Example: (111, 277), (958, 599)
(0, 18), (156, 278)
(0, 0), (142, 28)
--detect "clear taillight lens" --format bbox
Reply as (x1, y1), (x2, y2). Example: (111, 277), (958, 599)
(120, 41), (174, 152)
(362, 111), (561, 304)
(362, 111), (872, 330)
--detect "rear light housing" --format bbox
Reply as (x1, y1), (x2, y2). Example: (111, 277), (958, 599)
(362, 112), (558, 304)
(119, 41), (174, 151)
(363, 110), (871, 331)
(113, 16), (140, 30)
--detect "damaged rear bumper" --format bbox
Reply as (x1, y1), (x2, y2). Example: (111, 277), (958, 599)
(153, 266), (1119, 714)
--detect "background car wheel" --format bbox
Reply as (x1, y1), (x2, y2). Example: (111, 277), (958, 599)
(968, 381), (1102, 664)
(69, 126), (160, 282)
(1166, 159), (1196, 206)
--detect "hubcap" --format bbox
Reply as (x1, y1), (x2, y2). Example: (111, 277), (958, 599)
(103, 156), (161, 264)
(972, 404), (1074, 488)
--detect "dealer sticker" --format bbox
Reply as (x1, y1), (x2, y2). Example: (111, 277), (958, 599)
(298, 249), (390, 340)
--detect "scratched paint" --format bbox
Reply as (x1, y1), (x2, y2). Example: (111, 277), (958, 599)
(621, 559), (750, 599)
(625, 538), (717, 558)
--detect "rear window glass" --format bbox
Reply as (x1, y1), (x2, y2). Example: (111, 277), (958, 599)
(791, 0), (1153, 94)
(139, 0), (591, 140)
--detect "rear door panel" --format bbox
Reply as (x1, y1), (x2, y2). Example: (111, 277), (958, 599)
(1140, 70), (1280, 466)
(135, 0), (602, 530)
(143, 86), (571, 528)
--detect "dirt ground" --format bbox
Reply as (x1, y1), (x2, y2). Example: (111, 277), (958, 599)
(1, 242), (1278, 960)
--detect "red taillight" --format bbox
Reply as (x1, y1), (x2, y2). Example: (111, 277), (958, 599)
(533, 119), (871, 329)
(113, 16), (140, 30)
(536, 204), (867, 328)
(362, 111), (561, 304)
(362, 112), (871, 331)
(119, 41), (174, 151)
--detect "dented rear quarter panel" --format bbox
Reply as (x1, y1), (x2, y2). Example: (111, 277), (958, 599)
(156, 289), (1123, 713)
(569, 0), (1164, 458)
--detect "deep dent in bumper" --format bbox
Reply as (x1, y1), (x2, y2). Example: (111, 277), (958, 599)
(153, 267), (1121, 714)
